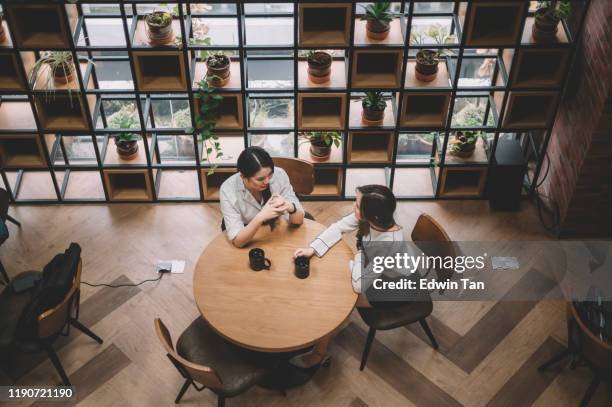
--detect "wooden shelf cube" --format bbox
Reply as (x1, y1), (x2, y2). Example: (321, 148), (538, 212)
(464, 2), (526, 47)
(201, 168), (237, 200)
(34, 92), (94, 131)
(312, 167), (343, 197)
(194, 93), (243, 130)
(299, 3), (351, 47)
(297, 60), (347, 89)
(511, 49), (570, 88)
(348, 132), (394, 164)
(352, 49), (403, 89)
(297, 135), (344, 164)
(502, 91), (559, 129)
(193, 60), (241, 90)
(103, 169), (153, 201)
(354, 18), (404, 45)
(133, 51), (187, 92)
(405, 60), (451, 89)
(0, 51), (35, 91)
(0, 100), (37, 130)
(4, 3), (77, 49)
(400, 92), (451, 128)
(104, 136), (148, 166)
(522, 17), (569, 44)
(0, 134), (46, 168)
(298, 93), (346, 130)
(133, 16), (182, 47)
(438, 166), (487, 198)
(348, 98), (395, 128)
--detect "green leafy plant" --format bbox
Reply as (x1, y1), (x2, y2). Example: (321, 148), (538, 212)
(146, 10), (172, 26)
(195, 77), (224, 174)
(300, 131), (342, 148)
(306, 50), (332, 65)
(361, 2), (393, 24)
(108, 105), (139, 143)
(410, 24), (456, 62)
(362, 91), (387, 111)
(449, 131), (480, 155)
(206, 53), (229, 68)
(536, 1), (571, 20)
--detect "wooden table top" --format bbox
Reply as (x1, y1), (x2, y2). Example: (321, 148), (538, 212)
(193, 218), (357, 352)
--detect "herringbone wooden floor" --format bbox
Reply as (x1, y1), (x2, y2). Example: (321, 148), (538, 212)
(1, 201), (610, 406)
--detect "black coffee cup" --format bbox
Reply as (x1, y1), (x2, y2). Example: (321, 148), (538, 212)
(249, 248), (271, 271)
(294, 256), (310, 279)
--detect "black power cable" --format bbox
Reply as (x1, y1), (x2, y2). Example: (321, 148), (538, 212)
(81, 269), (171, 288)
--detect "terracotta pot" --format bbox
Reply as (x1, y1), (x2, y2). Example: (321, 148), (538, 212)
(366, 19), (390, 40)
(145, 11), (174, 45)
(115, 138), (139, 160)
(307, 51), (332, 84)
(206, 56), (231, 86)
(309, 141), (331, 161)
(532, 8), (560, 42)
(415, 50), (439, 82)
(52, 55), (75, 84)
(361, 105), (385, 125)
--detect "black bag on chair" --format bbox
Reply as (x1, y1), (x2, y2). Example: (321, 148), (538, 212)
(15, 243), (81, 341)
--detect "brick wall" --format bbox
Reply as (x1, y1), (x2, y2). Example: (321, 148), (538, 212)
(541, 0), (612, 238)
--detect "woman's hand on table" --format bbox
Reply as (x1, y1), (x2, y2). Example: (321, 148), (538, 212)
(294, 247), (315, 258)
(269, 193), (294, 213)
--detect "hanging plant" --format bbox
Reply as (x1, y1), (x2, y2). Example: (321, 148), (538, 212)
(195, 77), (224, 174)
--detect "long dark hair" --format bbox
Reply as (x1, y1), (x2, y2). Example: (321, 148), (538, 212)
(237, 146), (274, 179)
(356, 184), (397, 250)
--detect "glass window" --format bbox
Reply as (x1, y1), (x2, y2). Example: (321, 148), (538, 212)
(247, 58), (293, 89)
(396, 133), (436, 163)
(78, 18), (129, 46)
(451, 97), (495, 127)
(244, 4), (294, 14)
(190, 3), (236, 15)
(81, 4), (130, 15)
(57, 136), (102, 165)
(149, 99), (191, 128)
(249, 98), (294, 128)
(457, 57), (498, 87)
(413, 2), (455, 14)
(93, 60), (134, 90)
(157, 135), (196, 163)
(245, 18), (293, 46)
(249, 133), (294, 157)
(191, 18), (238, 46)
(98, 99), (140, 130)
(409, 17), (457, 45)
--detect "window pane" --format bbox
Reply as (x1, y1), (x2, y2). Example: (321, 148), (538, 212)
(78, 18), (129, 46)
(250, 133), (294, 157)
(244, 3), (293, 14)
(397, 133), (436, 163)
(249, 98), (293, 128)
(150, 100), (191, 128)
(94, 60), (134, 90)
(245, 18), (293, 46)
(157, 135), (196, 163)
(99, 100), (140, 129)
(190, 3), (236, 14)
(247, 59), (293, 89)
(457, 57), (497, 87)
(61, 136), (102, 164)
(191, 18), (238, 46)
(452, 97), (495, 127)
(413, 2), (455, 13)
(409, 17), (457, 45)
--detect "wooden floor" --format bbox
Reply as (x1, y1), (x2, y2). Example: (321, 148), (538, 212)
(1, 200), (610, 406)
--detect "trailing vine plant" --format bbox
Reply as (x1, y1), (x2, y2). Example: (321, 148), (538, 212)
(195, 76), (224, 175)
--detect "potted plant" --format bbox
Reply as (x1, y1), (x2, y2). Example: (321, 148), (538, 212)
(145, 10), (173, 45)
(195, 77), (224, 173)
(108, 107), (140, 160)
(449, 131), (480, 158)
(30, 51), (76, 86)
(361, 91), (387, 125)
(206, 53), (231, 87)
(301, 131), (342, 161)
(361, 2), (393, 40)
(306, 50), (332, 84)
(410, 24), (455, 82)
(533, 1), (571, 42)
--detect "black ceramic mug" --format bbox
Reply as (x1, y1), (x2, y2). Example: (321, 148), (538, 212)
(249, 248), (271, 271)
(294, 256), (310, 279)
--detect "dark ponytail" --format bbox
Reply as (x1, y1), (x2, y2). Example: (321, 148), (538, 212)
(355, 185), (397, 250)
(237, 146), (274, 179)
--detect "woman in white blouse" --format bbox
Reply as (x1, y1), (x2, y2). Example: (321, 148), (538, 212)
(295, 184), (404, 307)
(220, 147), (305, 247)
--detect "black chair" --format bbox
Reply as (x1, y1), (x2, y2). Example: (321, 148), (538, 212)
(539, 302), (612, 407)
(0, 187), (20, 284)
(357, 214), (457, 370)
(0, 257), (103, 385)
(156, 317), (283, 406)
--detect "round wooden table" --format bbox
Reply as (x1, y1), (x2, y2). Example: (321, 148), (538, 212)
(193, 218), (357, 353)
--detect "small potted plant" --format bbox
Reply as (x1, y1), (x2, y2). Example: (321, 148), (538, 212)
(410, 24), (455, 82)
(206, 53), (231, 87)
(306, 50), (332, 84)
(109, 107), (140, 160)
(30, 51), (76, 86)
(533, 1), (571, 42)
(301, 131), (342, 161)
(145, 10), (173, 45)
(449, 131), (480, 158)
(361, 2), (394, 40)
(361, 91), (387, 125)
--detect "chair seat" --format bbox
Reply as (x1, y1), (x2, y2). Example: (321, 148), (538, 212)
(357, 301), (433, 330)
(176, 317), (277, 397)
(0, 271), (41, 351)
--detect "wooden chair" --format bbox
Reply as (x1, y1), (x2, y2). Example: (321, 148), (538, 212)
(272, 157), (315, 220)
(155, 318), (278, 406)
(15, 259), (103, 386)
(357, 214), (456, 370)
(539, 302), (612, 407)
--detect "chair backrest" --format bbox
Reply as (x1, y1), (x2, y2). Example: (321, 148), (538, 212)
(154, 318), (223, 389)
(272, 157), (314, 195)
(0, 188), (9, 220)
(411, 214), (457, 285)
(569, 302), (612, 373)
(37, 259), (82, 339)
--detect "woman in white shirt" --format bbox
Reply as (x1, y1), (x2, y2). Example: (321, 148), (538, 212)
(295, 184), (404, 308)
(220, 147), (305, 247)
